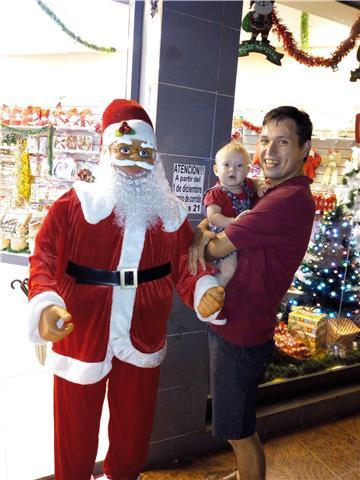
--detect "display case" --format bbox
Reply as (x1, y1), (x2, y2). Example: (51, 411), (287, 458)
(0, 108), (100, 260)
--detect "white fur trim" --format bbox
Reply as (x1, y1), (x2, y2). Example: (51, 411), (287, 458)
(102, 119), (156, 149)
(48, 347), (113, 385)
(194, 275), (225, 325)
(74, 179), (187, 232)
(28, 291), (66, 344)
(162, 199), (188, 232)
(110, 219), (167, 368)
(73, 181), (115, 225)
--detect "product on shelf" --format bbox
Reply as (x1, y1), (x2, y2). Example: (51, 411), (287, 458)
(0, 210), (32, 252)
(274, 321), (311, 360)
(312, 192), (337, 213)
(29, 155), (48, 177)
(65, 136), (78, 150)
(288, 307), (328, 353)
(327, 317), (360, 348)
(10, 236), (28, 252)
(77, 135), (92, 151)
(28, 214), (45, 253)
(0, 237), (10, 249)
(53, 156), (76, 180)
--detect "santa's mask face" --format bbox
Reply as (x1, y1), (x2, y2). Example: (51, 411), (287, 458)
(109, 139), (156, 176)
(254, 1), (273, 15)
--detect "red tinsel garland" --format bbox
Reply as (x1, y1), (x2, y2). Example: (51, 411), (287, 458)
(272, 8), (360, 69)
(242, 119), (262, 133)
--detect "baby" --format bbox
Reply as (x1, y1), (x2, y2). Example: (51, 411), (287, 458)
(203, 141), (267, 288)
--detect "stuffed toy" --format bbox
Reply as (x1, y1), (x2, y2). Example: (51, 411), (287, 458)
(322, 148), (341, 187)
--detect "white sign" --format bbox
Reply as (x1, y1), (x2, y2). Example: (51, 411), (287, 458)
(172, 163), (205, 214)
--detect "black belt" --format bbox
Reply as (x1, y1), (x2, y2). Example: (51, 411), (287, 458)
(66, 260), (171, 288)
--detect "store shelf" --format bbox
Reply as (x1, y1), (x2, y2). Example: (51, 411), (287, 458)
(54, 126), (100, 134)
(54, 149), (99, 156)
(0, 250), (29, 266)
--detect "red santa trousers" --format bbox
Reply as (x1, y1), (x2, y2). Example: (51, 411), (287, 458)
(54, 357), (160, 480)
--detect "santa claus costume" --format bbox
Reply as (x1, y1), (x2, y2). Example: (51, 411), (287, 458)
(28, 100), (220, 480)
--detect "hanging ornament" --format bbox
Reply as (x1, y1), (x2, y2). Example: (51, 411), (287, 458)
(239, 1), (284, 66)
(242, 119), (262, 133)
(300, 12), (309, 49)
(150, 0), (159, 18)
(16, 139), (32, 204)
(350, 45), (360, 82)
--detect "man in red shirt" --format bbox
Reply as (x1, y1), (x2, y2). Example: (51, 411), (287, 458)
(189, 106), (316, 480)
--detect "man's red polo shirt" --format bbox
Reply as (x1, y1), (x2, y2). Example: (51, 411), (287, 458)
(211, 176), (315, 346)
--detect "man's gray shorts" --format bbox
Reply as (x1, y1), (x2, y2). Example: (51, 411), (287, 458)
(208, 327), (274, 440)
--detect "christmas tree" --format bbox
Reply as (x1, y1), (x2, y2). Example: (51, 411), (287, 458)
(292, 204), (360, 321)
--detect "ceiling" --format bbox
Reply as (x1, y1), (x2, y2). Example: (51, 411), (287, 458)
(277, 0), (360, 26)
(0, 0), (129, 55)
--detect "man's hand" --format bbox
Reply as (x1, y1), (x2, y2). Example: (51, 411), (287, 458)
(39, 305), (74, 342)
(189, 219), (216, 275)
(235, 210), (251, 222)
(198, 286), (225, 318)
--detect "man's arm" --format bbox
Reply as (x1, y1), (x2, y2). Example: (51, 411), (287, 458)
(188, 218), (237, 275)
(207, 231), (237, 259)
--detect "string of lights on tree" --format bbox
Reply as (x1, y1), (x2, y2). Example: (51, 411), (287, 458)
(292, 205), (360, 320)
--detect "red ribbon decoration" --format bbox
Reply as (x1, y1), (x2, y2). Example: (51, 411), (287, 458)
(272, 8), (360, 69)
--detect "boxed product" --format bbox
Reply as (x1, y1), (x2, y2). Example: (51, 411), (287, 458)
(53, 156), (76, 180)
(274, 321), (311, 360)
(65, 136), (78, 150)
(77, 135), (92, 151)
(54, 135), (67, 150)
(288, 306), (328, 353)
(327, 317), (360, 348)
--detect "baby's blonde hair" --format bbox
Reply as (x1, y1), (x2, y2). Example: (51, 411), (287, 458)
(215, 141), (250, 165)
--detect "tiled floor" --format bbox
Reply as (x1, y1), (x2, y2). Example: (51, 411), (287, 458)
(142, 415), (360, 480)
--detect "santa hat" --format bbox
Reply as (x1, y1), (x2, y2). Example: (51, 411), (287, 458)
(101, 99), (156, 149)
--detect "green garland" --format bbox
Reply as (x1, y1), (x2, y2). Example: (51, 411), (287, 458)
(263, 350), (360, 383)
(1, 123), (50, 137)
(0, 122), (54, 172)
(35, 0), (116, 53)
(300, 12), (309, 49)
(6, 245), (31, 254)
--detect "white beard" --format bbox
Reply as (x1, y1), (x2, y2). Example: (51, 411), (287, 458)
(96, 152), (183, 230)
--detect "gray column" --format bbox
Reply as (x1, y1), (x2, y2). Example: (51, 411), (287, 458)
(147, 0), (244, 464)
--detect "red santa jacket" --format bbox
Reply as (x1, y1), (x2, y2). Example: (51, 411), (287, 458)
(28, 183), (219, 384)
